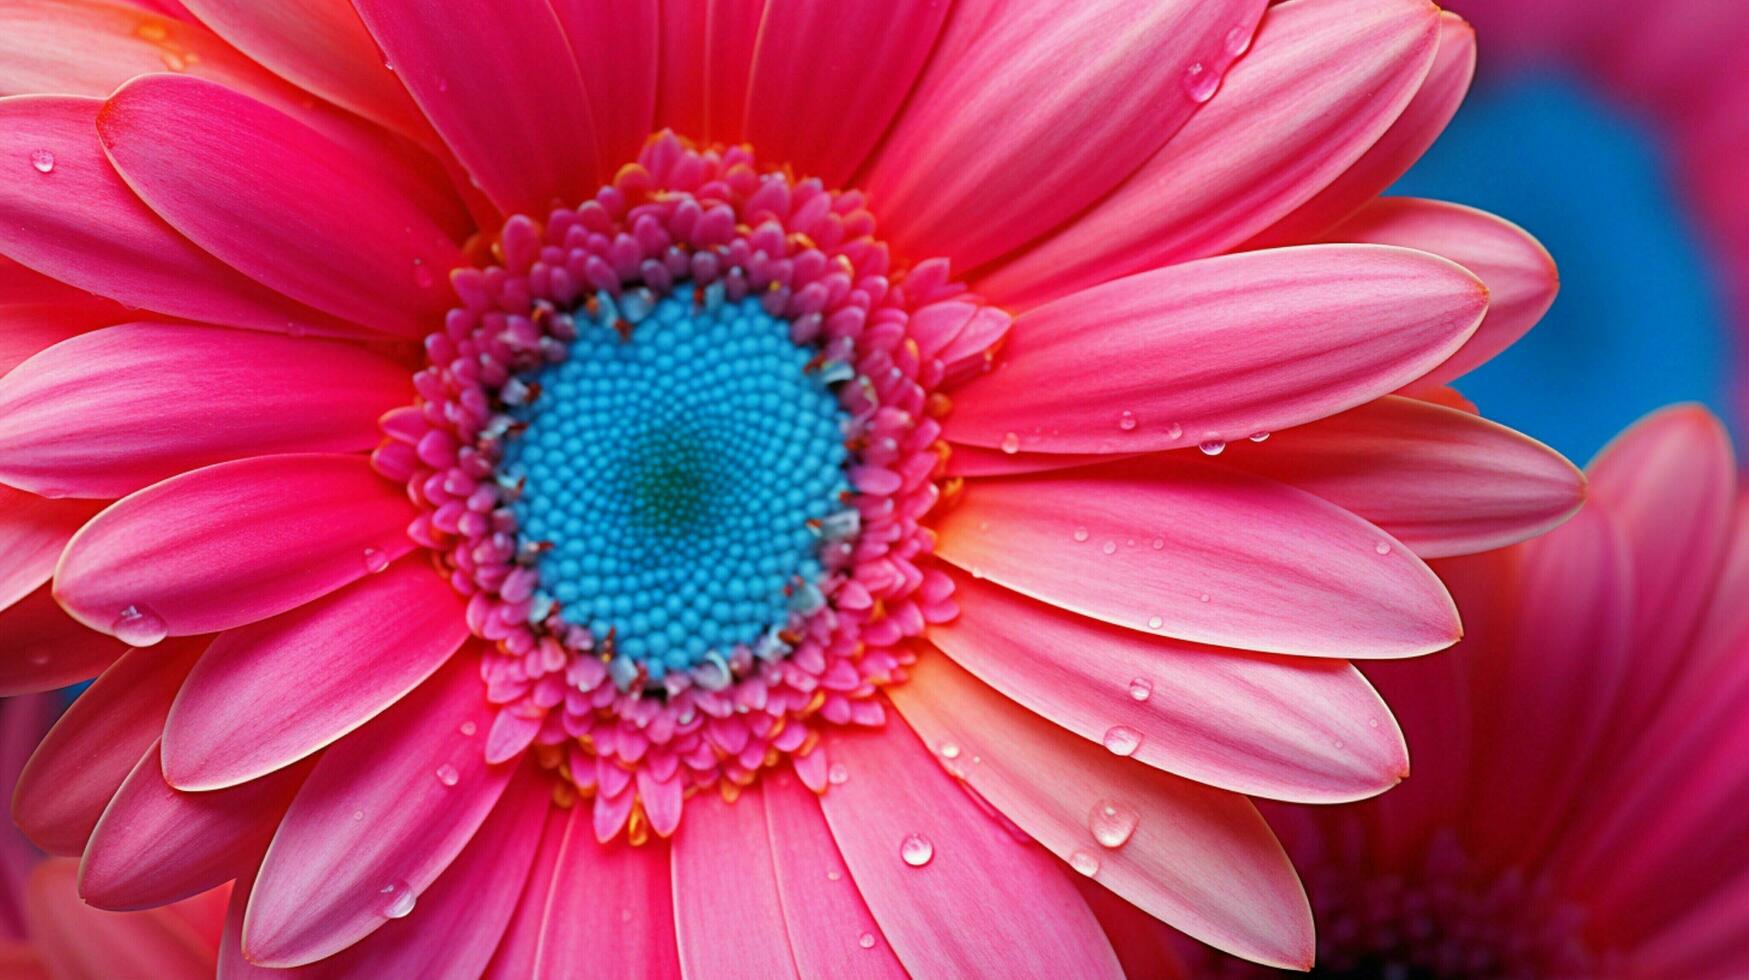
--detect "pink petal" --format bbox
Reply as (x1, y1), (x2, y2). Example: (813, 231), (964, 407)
(549, 0), (657, 170)
(1241, 11), (1476, 249)
(79, 741), (308, 911)
(0, 301), (123, 378)
(816, 724), (1122, 978)
(12, 640), (206, 856)
(481, 808), (566, 980)
(672, 787), (801, 979)
(862, 0), (1267, 272)
(891, 653), (1315, 970)
(946, 446), (1136, 479)
(162, 561), (467, 791)
(98, 75), (464, 338)
(0, 586), (127, 696)
(763, 775), (906, 978)
(1212, 395), (1584, 558)
(23, 860), (216, 980)
(935, 457), (1460, 658)
(946, 246), (1487, 455)
(1326, 198), (1559, 389)
(0, 322), (408, 499)
(243, 652), (515, 967)
(55, 453), (418, 640)
(351, 0), (600, 216)
(932, 570), (1409, 801)
(649, 0), (707, 139)
(982, 0), (1441, 309)
(742, 0), (951, 186)
(0, 96), (351, 337)
(0, 485), (99, 612)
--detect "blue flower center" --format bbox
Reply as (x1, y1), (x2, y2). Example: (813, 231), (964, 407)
(501, 286), (849, 683)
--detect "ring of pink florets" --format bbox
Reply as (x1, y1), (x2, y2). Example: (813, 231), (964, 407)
(371, 132), (1011, 842)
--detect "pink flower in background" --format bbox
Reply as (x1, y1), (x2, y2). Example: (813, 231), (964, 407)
(0, 0), (1581, 973)
(1181, 405), (1749, 977)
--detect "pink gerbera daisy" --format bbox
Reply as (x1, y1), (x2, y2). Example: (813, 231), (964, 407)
(0, 0), (1583, 973)
(1182, 406), (1749, 977)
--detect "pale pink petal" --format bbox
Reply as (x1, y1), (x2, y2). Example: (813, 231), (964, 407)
(0, 96), (352, 337)
(98, 75), (465, 337)
(162, 560), (467, 791)
(1325, 198), (1559, 389)
(891, 653), (1315, 970)
(0, 485), (99, 612)
(981, 0), (1441, 309)
(935, 458), (1460, 658)
(243, 652), (515, 967)
(0, 586), (126, 696)
(816, 724), (1122, 978)
(946, 246), (1487, 455)
(742, 0), (950, 186)
(1212, 395), (1584, 558)
(24, 860), (215, 980)
(862, 0), (1266, 272)
(80, 741), (308, 910)
(352, 0), (600, 216)
(762, 775), (905, 978)
(12, 640), (206, 855)
(932, 570), (1408, 801)
(672, 787), (801, 979)
(550, 0), (657, 171)
(0, 302), (123, 378)
(0, 322), (408, 499)
(55, 453), (418, 640)
(1241, 11), (1476, 249)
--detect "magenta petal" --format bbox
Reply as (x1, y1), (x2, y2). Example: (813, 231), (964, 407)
(0, 322), (408, 499)
(672, 786), (801, 979)
(23, 859), (217, 980)
(242, 653), (514, 967)
(0, 485), (98, 613)
(0, 586), (127, 697)
(550, 0), (657, 171)
(55, 453), (418, 640)
(162, 561), (468, 791)
(0, 301), (123, 378)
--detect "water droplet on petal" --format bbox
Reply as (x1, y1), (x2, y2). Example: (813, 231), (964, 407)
(999, 432), (1020, 454)
(1118, 411), (1137, 432)
(1367, 717), (1380, 729)
(1101, 726), (1142, 757)
(459, 720), (477, 736)
(1199, 593), (1211, 603)
(858, 932), (877, 950)
(900, 833), (934, 867)
(1129, 677), (1153, 700)
(352, 809), (364, 821)
(112, 604), (167, 647)
(1101, 540), (1117, 555)
(1248, 431), (1270, 443)
(1182, 62), (1219, 103)
(363, 547), (390, 573)
(827, 870), (842, 882)
(1375, 541), (1392, 556)
(1151, 537), (1165, 550)
(1073, 527), (1090, 543)
(29, 150), (54, 174)
(1089, 799), (1140, 848)
(161, 50), (188, 72)
(1333, 739), (1346, 750)
(380, 881), (416, 919)
(828, 763), (849, 785)
(1167, 422), (1184, 440)
(435, 764), (459, 787)
(1146, 616), (1163, 631)
(938, 741), (961, 760)
(1070, 850), (1100, 876)
(1224, 24), (1254, 57)
(1198, 439), (1226, 456)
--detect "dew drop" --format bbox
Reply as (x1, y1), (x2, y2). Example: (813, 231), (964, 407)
(352, 809), (364, 821)
(1151, 537), (1165, 550)
(1118, 411), (1137, 432)
(29, 150), (54, 174)
(1073, 527), (1090, 543)
(112, 604), (168, 647)
(937, 741), (961, 760)
(900, 833), (934, 867)
(435, 763), (459, 787)
(459, 720), (477, 736)
(858, 932), (877, 950)
(1198, 439), (1226, 456)
(999, 432), (1020, 455)
(1101, 726), (1142, 757)
(1070, 850), (1101, 877)
(827, 870), (842, 882)
(363, 547), (390, 573)
(1248, 431), (1271, 443)
(1182, 62), (1219, 103)
(1367, 717), (1381, 729)
(1375, 541), (1392, 556)
(1128, 677), (1153, 701)
(1089, 800), (1140, 848)
(828, 763), (849, 785)
(1333, 739), (1346, 750)
(1101, 540), (1117, 555)
(1146, 616), (1163, 631)
(380, 881), (416, 919)
(1224, 24), (1254, 57)
(161, 50), (188, 72)
(1199, 593), (1211, 603)
(1166, 422), (1184, 440)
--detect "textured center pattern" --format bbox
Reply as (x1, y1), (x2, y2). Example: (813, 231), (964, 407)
(501, 289), (848, 681)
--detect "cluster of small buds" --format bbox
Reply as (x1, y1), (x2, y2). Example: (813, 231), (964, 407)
(372, 131), (1011, 841)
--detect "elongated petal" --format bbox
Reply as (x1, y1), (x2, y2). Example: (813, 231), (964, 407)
(1242, 11), (1476, 248)
(817, 724), (1122, 978)
(933, 570), (1408, 800)
(982, 0), (1440, 308)
(0, 587), (126, 696)
(0, 302), (123, 378)
(0, 322), (407, 499)
(0, 486), (98, 612)
(163, 560), (467, 791)
(12, 640), (206, 855)
(1326, 199), (1558, 389)
(549, 0), (657, 171)
(24, 860), (216, 980)
(80, 742), (307, 910)
(55, 453), (417, 640)
(243, 652), (514, 967)
(672, 788), (801, 979)
(892, 653), (1315, 970)
(1212, 395), (1583, 558)
(352, 0), (599, 216)
(99, 75), (464, 337)
(936, 458), (1460, 658)
(0, 96), (348, 336)
(862, 0), (1266, 272)
(742, 0), (951, 186)
(946, 246), (1487, 455)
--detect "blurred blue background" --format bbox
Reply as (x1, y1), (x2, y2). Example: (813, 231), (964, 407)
(1393, 70), (1736, 465)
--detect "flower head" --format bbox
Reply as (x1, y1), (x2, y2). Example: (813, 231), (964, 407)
(0, 0), (1581, 973)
